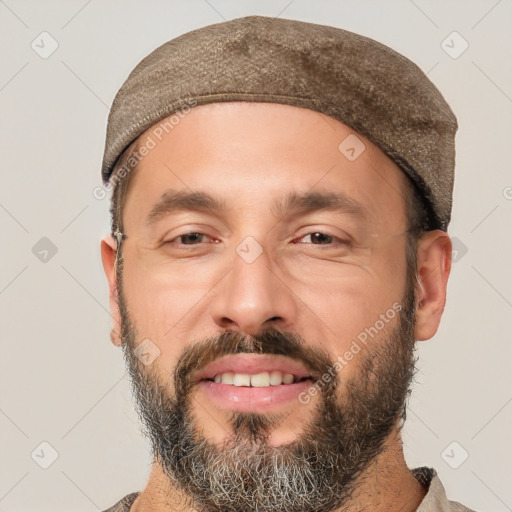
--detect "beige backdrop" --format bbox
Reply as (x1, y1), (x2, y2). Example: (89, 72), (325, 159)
(0, 0), (511, 510)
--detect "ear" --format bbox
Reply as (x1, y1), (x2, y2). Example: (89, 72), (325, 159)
(101, 234), (122, 346)
(413, 230), (452, 341)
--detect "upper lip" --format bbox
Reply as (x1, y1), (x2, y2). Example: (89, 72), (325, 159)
(194, 354), (312, 382)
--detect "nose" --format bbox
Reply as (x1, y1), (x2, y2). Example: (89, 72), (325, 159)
(208, 243), (297, 336)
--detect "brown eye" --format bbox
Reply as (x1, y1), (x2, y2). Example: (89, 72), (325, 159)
(294, 232), (349, 247)
(166, 232), (212, 245)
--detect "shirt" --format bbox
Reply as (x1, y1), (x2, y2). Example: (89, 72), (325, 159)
(102, 467), (475, 512)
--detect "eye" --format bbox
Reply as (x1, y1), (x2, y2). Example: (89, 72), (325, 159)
(293, 231), (349, 247)
(165, 232), (215, 246)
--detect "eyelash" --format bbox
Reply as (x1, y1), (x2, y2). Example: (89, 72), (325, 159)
(164, 231), (350, 249)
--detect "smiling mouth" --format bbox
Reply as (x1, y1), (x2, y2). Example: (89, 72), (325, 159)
(195, 353), (314, 387)
(194, 355), (316, 412)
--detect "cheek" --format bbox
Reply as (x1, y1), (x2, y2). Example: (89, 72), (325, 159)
(120, 254), (219, 363)
(291, 245), (407, 359)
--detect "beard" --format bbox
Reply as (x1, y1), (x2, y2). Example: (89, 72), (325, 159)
(117, 272), (417, 512)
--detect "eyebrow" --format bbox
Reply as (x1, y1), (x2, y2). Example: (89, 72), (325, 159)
(145, 189), (368, 226)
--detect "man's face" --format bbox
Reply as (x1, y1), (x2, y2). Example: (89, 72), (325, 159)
(113, 102), (419, 511)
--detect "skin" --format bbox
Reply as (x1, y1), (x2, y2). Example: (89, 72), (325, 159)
(101, 102), (452, 511)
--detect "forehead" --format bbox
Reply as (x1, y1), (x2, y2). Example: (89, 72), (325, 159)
(122, 102), (410, 232)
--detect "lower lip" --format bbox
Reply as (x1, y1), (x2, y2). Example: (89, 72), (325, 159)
(197, 380), (313, 413)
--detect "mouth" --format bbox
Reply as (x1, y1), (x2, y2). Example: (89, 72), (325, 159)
(194, 354), (315, 413)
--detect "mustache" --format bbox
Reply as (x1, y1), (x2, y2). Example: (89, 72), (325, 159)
(173, 327), (335, 400)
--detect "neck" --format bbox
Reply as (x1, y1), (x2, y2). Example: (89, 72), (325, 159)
(343, 428), (427, 512)
(130, 428), (426, 512)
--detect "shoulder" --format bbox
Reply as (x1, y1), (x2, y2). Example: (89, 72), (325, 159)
(414, 467), (476, 512)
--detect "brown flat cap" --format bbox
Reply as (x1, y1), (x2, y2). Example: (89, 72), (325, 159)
(101, 15), (457, 230)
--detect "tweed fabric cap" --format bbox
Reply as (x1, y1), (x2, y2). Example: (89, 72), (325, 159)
(101, 15), (457, 230)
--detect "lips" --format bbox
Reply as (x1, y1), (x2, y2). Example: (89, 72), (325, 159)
(193, 354), (314, 413)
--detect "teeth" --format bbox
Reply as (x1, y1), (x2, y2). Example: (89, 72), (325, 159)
(213, 371), (297, 387)
(233, 373), (251, 387)
(251, 372), (270, 387)
(220, 372), (234, 385)
(282, 373), (294, 384)
(269, 371), (283, 385)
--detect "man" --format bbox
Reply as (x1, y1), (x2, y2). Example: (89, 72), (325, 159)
(99, 15), (473, 512)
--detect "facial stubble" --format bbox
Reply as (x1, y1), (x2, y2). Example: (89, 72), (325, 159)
(117, 267), (417, 512)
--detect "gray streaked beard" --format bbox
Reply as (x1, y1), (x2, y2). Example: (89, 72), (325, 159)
(119, 276), (417, 512)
